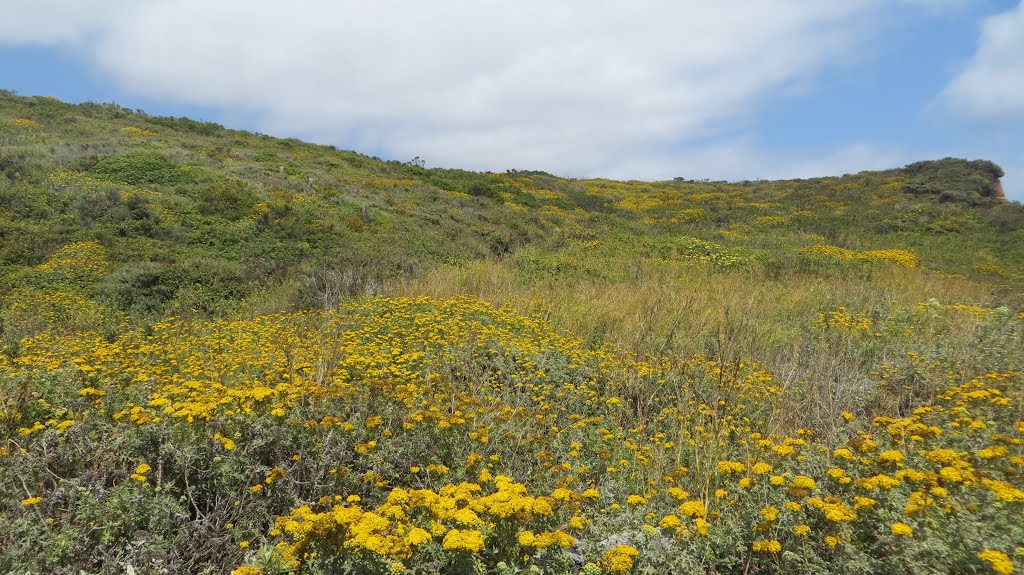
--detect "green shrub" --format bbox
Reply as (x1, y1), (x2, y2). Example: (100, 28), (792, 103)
(900, 158), (1004, 204)
(196, 179), (260, 220)
(466, 180), (501, 201)
(144, 115), (224, 136)
(99, 258), (248, 316)
(90, 151), (189, 186)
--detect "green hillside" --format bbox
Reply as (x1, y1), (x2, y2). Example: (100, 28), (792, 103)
(2, 91), (1023, 575)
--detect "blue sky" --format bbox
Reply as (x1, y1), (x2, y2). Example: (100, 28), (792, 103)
(2, 1), (1023, 200)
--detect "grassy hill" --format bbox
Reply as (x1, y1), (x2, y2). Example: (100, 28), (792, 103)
(1, 91), (1023, 575)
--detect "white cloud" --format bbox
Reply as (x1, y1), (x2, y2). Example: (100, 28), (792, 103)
(942, 2), (1024, 120)
(1, 0), (890, 177)
(0, 1), (129, 44)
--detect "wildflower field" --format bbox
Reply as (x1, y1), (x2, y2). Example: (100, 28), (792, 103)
(2, 92), (1023, 574)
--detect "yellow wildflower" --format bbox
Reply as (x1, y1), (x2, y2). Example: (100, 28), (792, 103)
(659, 514), (681, 529)
(407, 527), (431, 545)
(666, 487), (689, 501)
(977, 550), (1014, 575)
(694, 517), (710, 537)
(678, 500), (707, 518)
(752, 540), (782, 553)
(891, 523), (913, 537)
(602, 545), (640, 574)
(717, 461), (745, 474)
(790, 475), (816, 490)
(441, 529), (485, 552)
(626, 494), (647, 506)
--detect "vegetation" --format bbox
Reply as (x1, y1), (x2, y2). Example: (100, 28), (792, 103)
(1, 90), (1022, 575)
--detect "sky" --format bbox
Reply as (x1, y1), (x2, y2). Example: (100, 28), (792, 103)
(2, 1), (1023, 200)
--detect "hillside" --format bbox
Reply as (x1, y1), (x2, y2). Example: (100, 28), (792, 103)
(2, 91), (1023, 575)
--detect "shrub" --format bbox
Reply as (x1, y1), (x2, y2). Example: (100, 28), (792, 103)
(466, 181), (501, 201)
(90, 151), (188, 186)
(196, 178), (260, 220)
(900, 158), (1004, 204)
(98, 258), (247, 316)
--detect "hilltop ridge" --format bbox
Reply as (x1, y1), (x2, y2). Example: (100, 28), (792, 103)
(1, 91), (1021, 324)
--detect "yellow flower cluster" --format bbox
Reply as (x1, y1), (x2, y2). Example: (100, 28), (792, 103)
(977, 550), (1015, 575)
(3, 287), (107, 333)
(273, 476), (578, 568)
(804, 244), (919, 268)
(890, 522), (913, 537)
(442, 529), (485, 552)
(35, 241), (112, 278)
(8, 296), (632, 426)
(120, 126), (159, 137)
(975, 263), (1009, 278)
(675, 237), (744, 268)
(602, 545), (640, 574)
(752, 539), (782, 553)
(860, 249), (919, 268)
(670, 208), (708, 223)
(753, 215), (789, 227)
(130, 463), (152, 482)
(4, 118), (42, 128)
(817, 307), (873, 333)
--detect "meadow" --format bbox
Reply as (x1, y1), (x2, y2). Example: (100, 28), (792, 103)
(1, 91), (1023, 574)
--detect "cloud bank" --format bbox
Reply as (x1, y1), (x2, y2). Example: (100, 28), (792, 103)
(3, 1), (890, 176)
